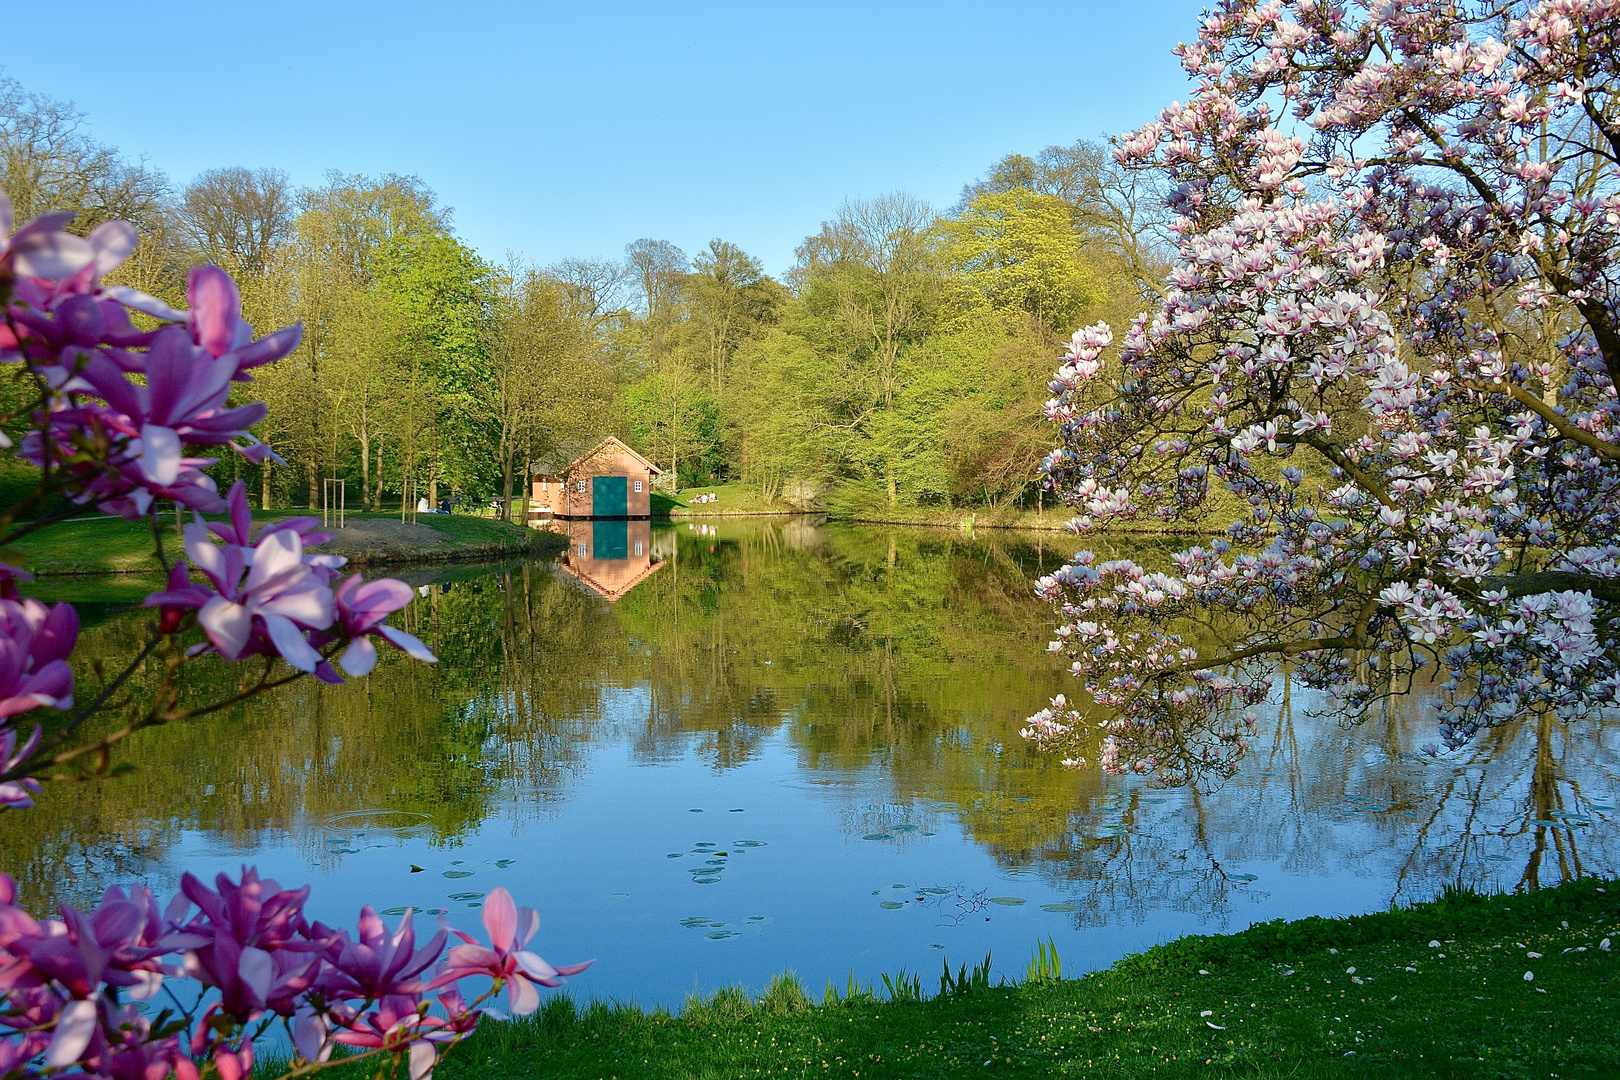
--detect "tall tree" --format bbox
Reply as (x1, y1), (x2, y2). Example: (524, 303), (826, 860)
(685, 240), (784, 396)
(179, 167), (293, 279)
(793, 193), (939, 505)
(0, 76), (168, 233)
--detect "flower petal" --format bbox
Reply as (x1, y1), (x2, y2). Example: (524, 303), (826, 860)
(379, 626), (437, 663)
(198, 596), (251, 659)
(45, 999), (98, 1067)
(262, 614), (321, 673)
(139, 424), (182, 486)
(340, 636), (378, 677)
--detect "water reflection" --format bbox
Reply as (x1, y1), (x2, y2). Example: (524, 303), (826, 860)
(0, 520), (1613, 1004)
(547, 519), (662, 601)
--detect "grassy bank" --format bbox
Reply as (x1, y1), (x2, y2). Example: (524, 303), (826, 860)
(657, 484), (811, 517)
(7, 510), (559, 576)
(437, 878), (1619, 1079)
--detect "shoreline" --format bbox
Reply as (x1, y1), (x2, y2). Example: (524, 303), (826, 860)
(436, 876), (1620, 1079)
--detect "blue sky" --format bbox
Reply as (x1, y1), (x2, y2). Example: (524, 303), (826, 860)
(6, 1), (1207, 277)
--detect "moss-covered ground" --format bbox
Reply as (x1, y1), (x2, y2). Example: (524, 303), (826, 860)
(436, 878), (1619, 1079)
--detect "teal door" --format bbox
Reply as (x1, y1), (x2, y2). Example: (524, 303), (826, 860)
(592, 475), (628, 517)
(592, 518), (628, 560)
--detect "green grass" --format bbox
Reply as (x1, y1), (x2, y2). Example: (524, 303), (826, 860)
(659, 484), (806, 517)
(435, 878), (1620, 1079)
(6, 509), (550, 576)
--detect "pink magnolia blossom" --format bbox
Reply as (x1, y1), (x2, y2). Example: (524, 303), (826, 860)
(0, 191), (133, 285)
(0, 726), (41, 810)
(328, 575), (437, 677)
(1030, 0), (1620, 781)
(0, 597), (77, 720)
(171, 513), (336, 673)
(433, 888), (591, 1017)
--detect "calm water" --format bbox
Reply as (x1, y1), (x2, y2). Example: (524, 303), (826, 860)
(2, 519), (1616, 1006)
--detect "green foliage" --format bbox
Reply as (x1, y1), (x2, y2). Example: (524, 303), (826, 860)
(879, 968), (923, 1004)
(1026, 936), (1063, 985)
(937, 952), (997, 998)
(822, 971), (877, 1006)
(934, 190), (1098, 332)
(757, 973), (813, 1015)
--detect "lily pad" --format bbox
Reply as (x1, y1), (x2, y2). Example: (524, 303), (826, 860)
(443, 870), (474, 879)
(692, 874), (722, 885)
(1229, 873), (1259, 883)
(1040, 903), (1079, 913)
(689, 809), (704, 813)
(892, 824), (918, 832)
(493, 859), (516, 869)
(880, 901), (905, 910)
(667, 853), (685, 859)
(733, 840), (767, 848)
(921, 887), (951, 896)
(705, 929), (740, 940)
(448, 892), (484, 902)
(679, 917), (712, 929)
(380, 907), (409, 916)
(863, 833), (893, 841)
(989, 896), (1027, 906)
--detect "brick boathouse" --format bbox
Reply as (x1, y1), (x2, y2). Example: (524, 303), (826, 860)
(530, 437), (665, 602)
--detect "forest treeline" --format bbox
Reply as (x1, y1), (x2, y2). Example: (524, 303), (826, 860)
(1, 74), (1167, 516)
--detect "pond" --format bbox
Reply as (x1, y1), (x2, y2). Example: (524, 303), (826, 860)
(2, 519), (1616, 1007)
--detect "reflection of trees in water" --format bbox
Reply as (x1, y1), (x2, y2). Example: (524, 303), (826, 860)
(995, 675), (1619, 926)
(8, 520), (1602, 921)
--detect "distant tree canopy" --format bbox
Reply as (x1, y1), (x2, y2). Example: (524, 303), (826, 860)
(2, 74), (1157, 510)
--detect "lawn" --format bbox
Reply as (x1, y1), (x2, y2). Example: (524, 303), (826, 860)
(436, 878), (1619, 1079)
(5, 508), (545, 576)
(657, 484), (807, 517)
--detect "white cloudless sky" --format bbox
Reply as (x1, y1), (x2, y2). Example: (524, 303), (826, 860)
(5, 1), (1207, 277)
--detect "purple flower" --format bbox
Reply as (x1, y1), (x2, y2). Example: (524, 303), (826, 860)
(331, 575), (437, 677)
(169, 869), (322, 1020)
(0, 726), (42, 809)
(177, 514), (336, 673)
(311, 905), (445, 1001)
(0, 597), (77, 720)
(0, 191), (134, 283)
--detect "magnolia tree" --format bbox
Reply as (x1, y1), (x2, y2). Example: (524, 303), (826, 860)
(0, 194), (587, 1080)
(1023, 0), (1620, 785)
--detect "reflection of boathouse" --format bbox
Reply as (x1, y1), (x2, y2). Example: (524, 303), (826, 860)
(529, 436), (661, 524)
(549, 518), (662, 602)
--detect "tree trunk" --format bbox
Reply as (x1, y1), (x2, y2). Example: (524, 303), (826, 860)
(500, 451), (514, 523)
(359, 428), (372, 511)
(261, 457), (272, 510)
(373, 443), (385, 512)
(516, 438), (531, 526)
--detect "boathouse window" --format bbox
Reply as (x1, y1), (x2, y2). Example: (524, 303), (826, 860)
(635, 540), (644, 556)
(576, 480), (587, 493)
(578, 543), (586, 556)
(634, 480), (642, 493)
